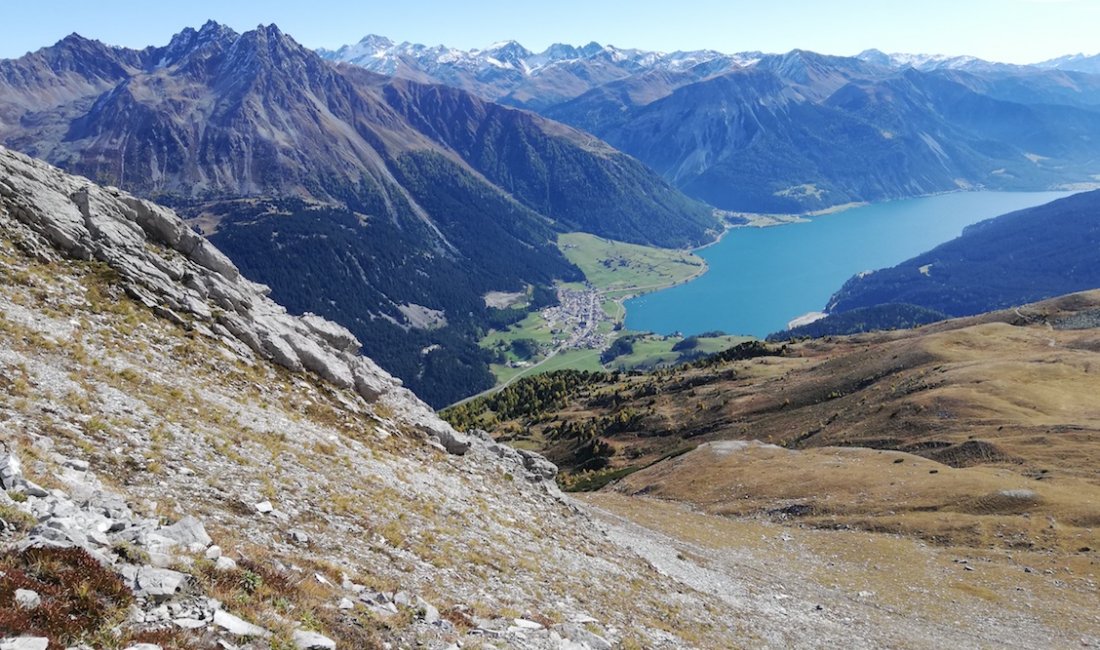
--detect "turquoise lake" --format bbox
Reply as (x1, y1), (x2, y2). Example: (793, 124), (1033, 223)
(625, 191), (1074, 338)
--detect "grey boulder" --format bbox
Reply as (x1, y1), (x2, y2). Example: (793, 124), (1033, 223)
(128, 566), (188, 601)
(213, 610), (270, 638)
(157, 516), (212, 550)
(14, 589), (40, 609)
(293, 630), (336, 650)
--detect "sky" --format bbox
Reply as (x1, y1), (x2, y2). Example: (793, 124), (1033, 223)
(1, 0), (1098, 64)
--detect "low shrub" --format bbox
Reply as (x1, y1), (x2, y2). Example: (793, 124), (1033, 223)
(0, 546), (133, 645)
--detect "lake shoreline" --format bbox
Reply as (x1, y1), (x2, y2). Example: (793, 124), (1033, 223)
(629, 190), (1078, 339)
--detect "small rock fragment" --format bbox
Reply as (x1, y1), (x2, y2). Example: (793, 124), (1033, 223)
(130, 567), (188, 601)
(215, 557), (238, 572)
(14, 589), (40, 609)
(415, 597), (440, 624)
(292, 630), (336, 650)
(213, 610), (270, 638)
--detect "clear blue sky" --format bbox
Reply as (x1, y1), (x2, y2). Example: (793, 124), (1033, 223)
(1, 0), (1097, 63)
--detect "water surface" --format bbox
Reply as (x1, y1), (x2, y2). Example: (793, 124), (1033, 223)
(625, 191), (1074, 337)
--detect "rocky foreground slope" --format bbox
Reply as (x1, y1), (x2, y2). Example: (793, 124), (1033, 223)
(3, 148), (1097, 649)
(0, 146), (742, 648)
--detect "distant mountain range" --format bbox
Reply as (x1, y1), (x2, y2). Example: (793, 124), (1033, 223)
(0, 21), (716, 406)
(1036, 53), (1100, 75)
(319, 36), (761, 111)
(325, 36), (1100, 213)
(772, 189), (1100, 339)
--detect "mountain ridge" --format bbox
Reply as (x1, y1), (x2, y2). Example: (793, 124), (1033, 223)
(0, 22), (716, 406)
(820, 189), (1100, 321)
(318, 34), (760, 110)
(324, 34), (1100, 213)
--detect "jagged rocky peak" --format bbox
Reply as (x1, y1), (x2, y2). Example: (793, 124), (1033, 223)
(155, 19), (238, 68)
(227, 22), (303, 63)
(480, 39), (533, 66)
(0, 145), (469, 454)
(325, 33), (396, 60)
(0, 30), (141, 99)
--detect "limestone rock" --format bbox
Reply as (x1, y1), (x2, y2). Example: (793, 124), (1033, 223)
(0, 638), (49, 650)
(129, 566), (188, 601)
(215, 556), (238, 572)
(158, 516), (212, 550)
(20, 482), (48, 498)
(517, 449), (558, 482)
(554, 624), (613, 650)
(292, 630), (336, 650)
(300, 313), (360, 353)
(1, 451), (23, 489)
(14, 589), (40, 609)
(213, 610), (270, 638)
(415, 597), (441, 624)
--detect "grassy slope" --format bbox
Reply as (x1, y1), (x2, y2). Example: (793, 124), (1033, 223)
(607, 334), (753, 371)
(557, 232), (705, 293)
(466, 290), (1100, 560)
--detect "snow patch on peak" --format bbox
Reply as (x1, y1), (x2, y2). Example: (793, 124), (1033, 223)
(320, 34), (760, 82)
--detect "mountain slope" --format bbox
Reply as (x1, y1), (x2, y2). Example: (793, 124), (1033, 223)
(823, 189), (1100, 318)
(0, 144), (767, 649)
(1037, 52), (1100, 75)
(445, 292), (1100, 642)
(327, 38), (1100, 214)
(0, 23), (717, 406)
(551, 51), (1100, 212)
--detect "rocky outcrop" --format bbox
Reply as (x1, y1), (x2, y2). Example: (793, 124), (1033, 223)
(1, 445), (256, 642)
(0, 146), (471, 455)
(0, 441), (610, 648)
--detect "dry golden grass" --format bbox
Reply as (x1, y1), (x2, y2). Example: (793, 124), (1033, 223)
(478, 291), (1100, 578)
(584, 492), (1100, 643)
(615, 441), (1100, 552)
